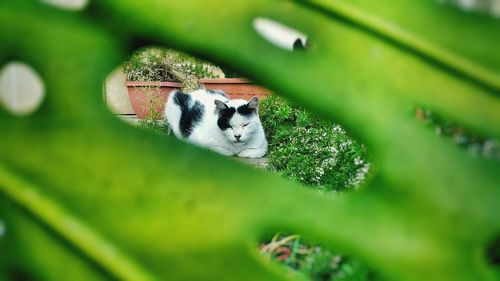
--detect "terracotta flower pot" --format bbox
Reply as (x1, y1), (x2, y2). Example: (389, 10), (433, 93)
(125, 79), (271, 119)
(200, 78), (271, 101)
(125, 81), (182, 119)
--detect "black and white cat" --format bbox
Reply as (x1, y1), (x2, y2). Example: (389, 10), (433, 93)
(164, 89), (268, 158)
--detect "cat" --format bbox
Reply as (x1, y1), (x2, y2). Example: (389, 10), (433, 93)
(164, 88), (268, 158)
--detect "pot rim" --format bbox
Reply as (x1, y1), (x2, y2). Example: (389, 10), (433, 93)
(125, 81), (183, 87)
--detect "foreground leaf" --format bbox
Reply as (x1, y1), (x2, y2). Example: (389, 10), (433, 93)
(0, 1), (498, 281)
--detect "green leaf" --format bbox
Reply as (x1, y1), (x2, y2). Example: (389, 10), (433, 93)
(1, 1), (498, 281)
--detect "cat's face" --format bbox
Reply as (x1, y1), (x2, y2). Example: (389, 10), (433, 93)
(215, 97), (260, 145)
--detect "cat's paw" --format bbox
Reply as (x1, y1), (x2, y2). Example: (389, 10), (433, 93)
(210, 146), (235, 156)
(237, 148), (266, 159)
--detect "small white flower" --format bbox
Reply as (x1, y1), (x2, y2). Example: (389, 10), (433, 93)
(354, 156), (363, 166)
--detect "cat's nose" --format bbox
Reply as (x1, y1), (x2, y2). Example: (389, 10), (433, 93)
(235, 134), (241, 140)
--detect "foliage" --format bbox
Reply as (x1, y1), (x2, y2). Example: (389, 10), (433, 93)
(260, 234), (378, 281)
(1, 1), (499, 281)
(416, 107), (499, 159)
(123, 47), (218, 91)
(137, 119), (169, 134)
(123, 47), (171, 82)
(261, 96), (369, 191)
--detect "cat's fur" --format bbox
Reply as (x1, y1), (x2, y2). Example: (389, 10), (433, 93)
(165, 89), (268, 158)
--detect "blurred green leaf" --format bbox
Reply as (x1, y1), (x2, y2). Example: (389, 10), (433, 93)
(0, 1), (498, 281)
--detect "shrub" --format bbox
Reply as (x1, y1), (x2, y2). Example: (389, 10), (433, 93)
(260, 96), (369, 191)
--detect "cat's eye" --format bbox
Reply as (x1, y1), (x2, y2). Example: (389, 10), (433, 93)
(243, 123), (250, 127)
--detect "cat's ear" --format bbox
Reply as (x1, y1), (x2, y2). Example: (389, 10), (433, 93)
(247, 97), (259, 109)
(214, 99), (229, 111)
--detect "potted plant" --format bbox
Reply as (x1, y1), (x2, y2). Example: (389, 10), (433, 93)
(123, 47), (218, 119)
(123, 47), (271, 120)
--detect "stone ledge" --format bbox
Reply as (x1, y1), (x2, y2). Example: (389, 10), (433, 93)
(237, 157), (269, 169)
